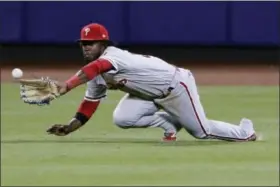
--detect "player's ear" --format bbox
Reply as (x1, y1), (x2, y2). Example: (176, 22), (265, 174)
(99, 42), (107, 51)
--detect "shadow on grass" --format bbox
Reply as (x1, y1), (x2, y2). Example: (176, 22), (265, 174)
(1, 138), (256, 147)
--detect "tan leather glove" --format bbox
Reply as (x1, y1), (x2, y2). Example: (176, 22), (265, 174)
(19, 77), (61, 106)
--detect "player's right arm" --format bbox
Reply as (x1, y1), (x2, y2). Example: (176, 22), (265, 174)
(65, 80), (107, 134)
(61, 97), (101, 135)
(47, 78), (107, 136)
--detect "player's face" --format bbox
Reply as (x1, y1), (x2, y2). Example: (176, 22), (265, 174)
(80, 41), (104, 62)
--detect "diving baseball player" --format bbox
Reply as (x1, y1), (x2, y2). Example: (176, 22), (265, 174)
(19, 23), (257, 142)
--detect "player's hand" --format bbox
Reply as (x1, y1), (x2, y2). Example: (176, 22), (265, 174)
(46, 124), (70, 136)
(54, 81), (68, 95)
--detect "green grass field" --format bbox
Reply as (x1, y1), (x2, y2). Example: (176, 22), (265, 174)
(1, 83), (279, 186)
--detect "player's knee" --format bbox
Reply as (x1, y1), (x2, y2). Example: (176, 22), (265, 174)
(193, 122), (211, 139)
(113, 112), (135, 129)
(192, 133), (208, 139)
(188, 129), (209, 139)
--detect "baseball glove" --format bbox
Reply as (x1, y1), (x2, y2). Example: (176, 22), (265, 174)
(19, 77), (60, 106)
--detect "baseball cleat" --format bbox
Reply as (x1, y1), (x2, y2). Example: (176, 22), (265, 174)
(247, 133), (257, 141)
(162, 132), (177, 141)
(240, 118), (254, 132)
(240, 118), (257, 141)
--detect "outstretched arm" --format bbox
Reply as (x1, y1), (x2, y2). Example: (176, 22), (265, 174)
(64, 59), (114, 93)
(17, 59), (113, 106)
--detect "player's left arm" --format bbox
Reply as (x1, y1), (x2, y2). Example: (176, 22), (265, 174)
(59, 59), (114, 95)
(17, 58), (115, 106)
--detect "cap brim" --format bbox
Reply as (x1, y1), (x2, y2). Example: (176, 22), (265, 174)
(76, 39), (114, 45)
(76, 39), (94, 42)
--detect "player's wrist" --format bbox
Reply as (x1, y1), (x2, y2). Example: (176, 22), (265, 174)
(74, 112), (89, 125)
(65, 70), (90, 92)
(61, 125), (71, 135)
(65, 75), (81, 91)
(65, 115), (88, 134)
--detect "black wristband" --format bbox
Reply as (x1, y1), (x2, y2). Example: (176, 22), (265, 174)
(74, 112), (89, 125)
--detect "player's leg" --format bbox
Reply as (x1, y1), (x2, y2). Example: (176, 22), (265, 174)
(155, 69), (256, 141)
(113, 94), (181, 139)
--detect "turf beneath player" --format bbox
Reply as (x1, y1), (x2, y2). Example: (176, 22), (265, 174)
(1, 83), (279, 186)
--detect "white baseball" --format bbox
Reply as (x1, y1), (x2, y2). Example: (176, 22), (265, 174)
(12, 68), (23, 79)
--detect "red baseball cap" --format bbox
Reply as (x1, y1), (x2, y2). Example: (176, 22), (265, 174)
(78, 23), (110, 42)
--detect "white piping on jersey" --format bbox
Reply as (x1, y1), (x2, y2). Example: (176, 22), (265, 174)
(84, 97), (102, 102)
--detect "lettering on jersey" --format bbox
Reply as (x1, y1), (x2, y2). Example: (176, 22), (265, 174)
(116, 79), (127, 88)
(105, 79), (128, 90)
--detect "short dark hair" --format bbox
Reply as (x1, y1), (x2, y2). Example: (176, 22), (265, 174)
(79, 40), (114, 47)
(102, 40), (114, 47)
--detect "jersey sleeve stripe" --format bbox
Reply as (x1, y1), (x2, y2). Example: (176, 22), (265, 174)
(84, 95), (106, 102)
(99, 57), (118, 73)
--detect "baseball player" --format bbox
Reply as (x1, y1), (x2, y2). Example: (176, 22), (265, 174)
(19, 23), (257, 142)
